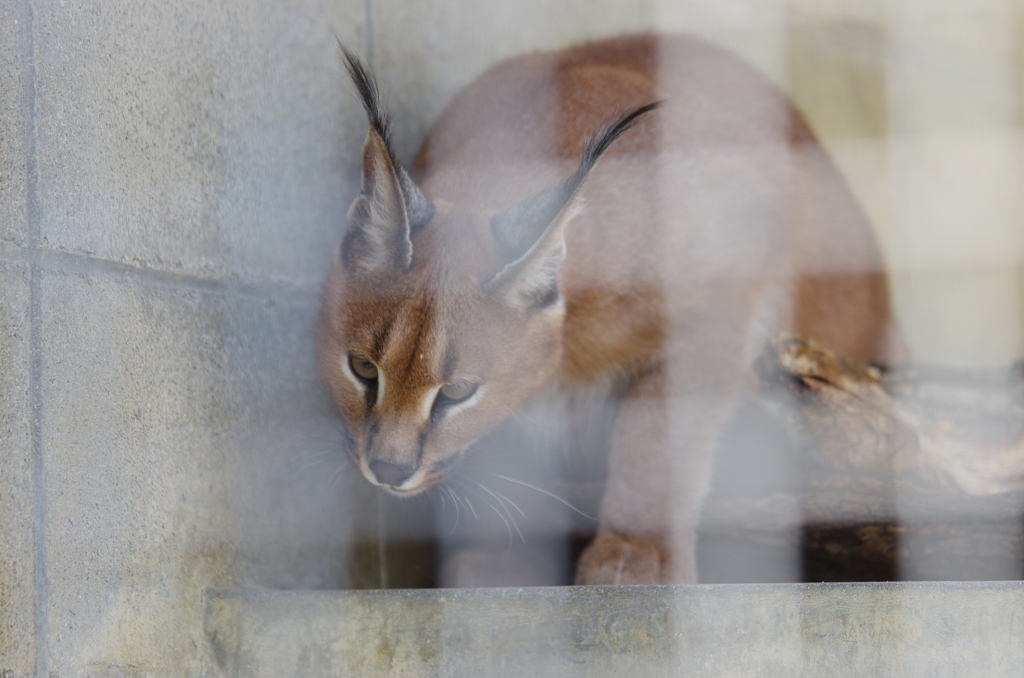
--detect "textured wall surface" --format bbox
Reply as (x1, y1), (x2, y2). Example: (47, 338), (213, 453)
(2, 3), (35, 674)
(2, 0), (1023, 675)
(4, 0), (366, 675)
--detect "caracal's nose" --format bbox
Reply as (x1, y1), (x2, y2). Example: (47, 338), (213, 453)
(369, 460), (416, 487)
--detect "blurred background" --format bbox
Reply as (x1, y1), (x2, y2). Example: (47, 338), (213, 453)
(2, 0), (1022, 675)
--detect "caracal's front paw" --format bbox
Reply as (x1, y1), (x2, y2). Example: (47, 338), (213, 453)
(575, 533), (666, 585)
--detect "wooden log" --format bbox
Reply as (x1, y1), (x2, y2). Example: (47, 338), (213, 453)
(755, 335), (1024, 496)
(689, 336), (1024, 582)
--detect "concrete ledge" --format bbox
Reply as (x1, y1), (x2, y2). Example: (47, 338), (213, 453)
(205, 581), (1024, 677)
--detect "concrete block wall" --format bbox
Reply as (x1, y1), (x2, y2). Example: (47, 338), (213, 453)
(3, 0), (366, 675)
(3, 2), (39, 673)
(2, 0), (1023, 675)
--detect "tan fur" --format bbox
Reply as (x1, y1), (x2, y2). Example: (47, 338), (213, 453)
(318, 34), (897, 584)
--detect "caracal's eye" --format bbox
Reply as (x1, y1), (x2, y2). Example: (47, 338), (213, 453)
(439, 381), (477, 402)
(349, 355), (379, 381)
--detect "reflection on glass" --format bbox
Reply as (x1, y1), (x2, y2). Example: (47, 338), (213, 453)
(321, 3), (1024, 591)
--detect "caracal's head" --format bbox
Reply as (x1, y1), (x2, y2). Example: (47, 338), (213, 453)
(316, 49), (656, 494)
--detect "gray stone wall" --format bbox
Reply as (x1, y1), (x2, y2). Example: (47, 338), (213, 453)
(3, 0), (365, 675)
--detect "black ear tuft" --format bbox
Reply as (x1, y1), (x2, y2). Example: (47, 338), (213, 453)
(578, 101), (662, 177)
(340, 43), (392, 146)
(339, 42), (436, 233)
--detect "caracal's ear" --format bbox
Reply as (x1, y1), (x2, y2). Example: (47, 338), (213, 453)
(484, 102), (661, 310)
(340, 46), (435, 273)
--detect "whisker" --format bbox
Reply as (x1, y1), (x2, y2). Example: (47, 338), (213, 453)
(326, 463), (353, 499)
(449, 480), (479, 520)
(450, 489), (462, 536)
(318, 463), (352, 515)
(491, 489), (526, 518)
(451, 449), (546, 468)
(486, 498), (515, 547)
(457, 479), (516, 550)
(324, 465), (344, 493)
(295, 451), (337, 475)
(462, 476), (525, 544)
(444, 485), (461, 534)
(488, 473), (596, 521)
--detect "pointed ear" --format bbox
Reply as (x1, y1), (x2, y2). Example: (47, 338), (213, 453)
(484, 102), (661, 310)
(341, 128), (413, 271)
(339, 46), (436, 272)
(395, 164), (435, 235)
(483, 197), (580, 310)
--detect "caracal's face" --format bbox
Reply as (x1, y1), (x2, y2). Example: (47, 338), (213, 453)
(316, 205), (566, 494)
(321, 51), (636, 494)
